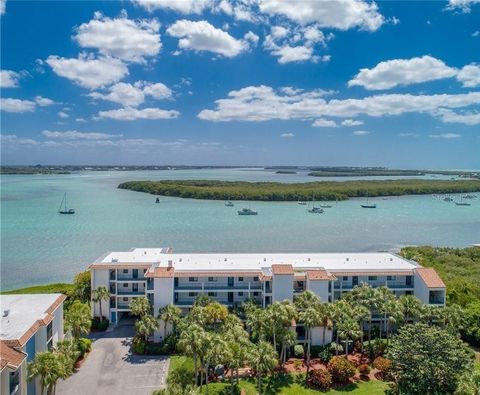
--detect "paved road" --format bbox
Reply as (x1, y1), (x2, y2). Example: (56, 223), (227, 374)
(57, 323), (169, 395)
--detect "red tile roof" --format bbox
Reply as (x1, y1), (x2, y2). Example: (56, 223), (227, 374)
(306, 269), (336, 281)
(415, 268), (446, 288)
(0, 341), (27, 372)
(146, 267), (175, 278)
(271, 264), (294, 275)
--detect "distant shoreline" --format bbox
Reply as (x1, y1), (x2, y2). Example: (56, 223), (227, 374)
(118, 179), (480, 201)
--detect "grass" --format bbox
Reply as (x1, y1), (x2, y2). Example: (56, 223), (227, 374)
(118, 178), (480, 202)
(167, 356), (389, 395)
(1, 283), (74, 295)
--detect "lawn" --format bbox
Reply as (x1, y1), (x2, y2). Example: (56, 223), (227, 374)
(1, 282), (74, 295)
(167, 356), (389, 395)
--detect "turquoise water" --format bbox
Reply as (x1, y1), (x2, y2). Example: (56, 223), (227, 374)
(1, 168), (479, 290)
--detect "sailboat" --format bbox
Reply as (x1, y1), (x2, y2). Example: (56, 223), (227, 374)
(58, 193), (75, 214)
(308, 194), (324, 213)
(155, 197), (160, 203)
(455, 196), (471, 206)
(225, 196), (234, 207)
(361, 193), (376, 208)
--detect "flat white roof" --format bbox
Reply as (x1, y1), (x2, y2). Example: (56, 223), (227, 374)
(0, 294), (63, 342)
(94, 248), (419, 273)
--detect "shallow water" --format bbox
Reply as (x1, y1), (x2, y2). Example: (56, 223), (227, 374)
(1, 168), (479, 290)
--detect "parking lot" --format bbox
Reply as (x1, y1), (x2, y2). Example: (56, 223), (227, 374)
(57, 322), (169, 395)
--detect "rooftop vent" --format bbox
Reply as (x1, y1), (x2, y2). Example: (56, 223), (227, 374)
(346, 258), (349, 262)
(111, 258), (118, 263)
(3, 309), (10, 317)
(224, 258), (227, 262)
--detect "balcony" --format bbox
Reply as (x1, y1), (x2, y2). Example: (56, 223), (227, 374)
(429, 299), (445, 305)
(175, 299), (233, 306)
(116, 275), (146, 281)
(117, 303), (131, 310)
(117, 290), (146, 296)
(175, 283), (262, 291)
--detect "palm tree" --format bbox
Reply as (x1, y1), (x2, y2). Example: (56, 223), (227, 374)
(159, 304), (181, 338)
(55, 340), (80, 376)
(352, 304), (370, 353)
(440, 304), (464, 335)
(347, 283), (378, 344)
(399, 294), (422, 323)
(177, 323), (207, 388)
(65, 300), (91, 340)
(299, 306), (320, 378)
(28, 351), (67, 395)
(332, 300), (352, 356)
(92, 285), (110, 321)
(337, 318), (361, 355)
(204, 333), (230, 395)
(203, 302), (228, 330)
(129, 297), (151, 318)
(294, 290), (320, 310)
(383, 299), (402, 343)
(249, 341), (277, 395)
(376, 286), (396, 338)
(318, 303), (333, 347)
(135, 314), (158, 342)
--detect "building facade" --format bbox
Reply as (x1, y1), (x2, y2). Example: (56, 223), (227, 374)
(0, 294), (66, 395)
(89, 248), (446, 344)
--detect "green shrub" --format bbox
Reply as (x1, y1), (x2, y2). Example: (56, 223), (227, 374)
(76, 338), (92, 358)
(327, 356), (356, 383)
(91, 317), (109, 331)
(132, 336), (146, 355)
(358, 364), (371, 375)
(329, 342), (343, 355)
(294, 345), (304, 358)
(318, 347), (331, 363)
(308, 368), (332, 390)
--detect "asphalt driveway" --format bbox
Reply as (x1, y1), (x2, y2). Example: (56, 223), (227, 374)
(57, 322), (169, 395)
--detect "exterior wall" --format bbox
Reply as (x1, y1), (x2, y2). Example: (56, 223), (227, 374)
(52, 305), (64, 344)
(311, 327), (333, 346)
(306, 280), (330, 303)
(1, 369), (10, 395)
(153, 277), (174, 341)
(91, 269), (111, 318)
(272, 274), (294, 302)
(413, 272), (430, 304)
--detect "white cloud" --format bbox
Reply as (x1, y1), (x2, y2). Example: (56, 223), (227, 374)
(89, 81), (172, 107)
(58, 111), (69, 119)
(312, 118), (337, 127)
(134, 0), (213, 14)
(166, 19), (249, 57)
(197, 85), (480, 124)
(341, 119), (363, 126)
(352, 130), (370, 136)
(74, 12), (161, 63)
(0, 70), (21, 88)
(34, 96), (55, 106)
(446, 0), (480, 13)
(429, 133), (461, 139)
(76, 118), (87, 123)
(258, 0), (386, 31)
(434, 109), (480, 125)
(41, 130), (123, 140)
(456, 64), (480, 88)
(270, 44), (314, 64)
(1, 134), (38, 145)
(348, 55), (457, 90)
(472, 30), (480, 37)
(244, 31), (259, 45)
(46, 53), (128, 90)
(0, 0), (5, 15)
(280, 132), (294, 137)
(1, 98), (36, 113)
(398, 132), (418, 137)
(97, 107), (180, 120)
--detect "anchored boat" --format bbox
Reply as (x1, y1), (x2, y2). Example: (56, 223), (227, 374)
(58, 193), (75, 215)
(361, 193), (376, 208)
(238, 208), (258, 215)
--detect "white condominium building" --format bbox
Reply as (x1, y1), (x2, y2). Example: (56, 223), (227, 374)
(89, 248), (446, 344)
(0, 294), (66, 395)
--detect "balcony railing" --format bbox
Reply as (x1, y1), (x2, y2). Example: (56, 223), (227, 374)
(117, 290), (146, 296)
(175, 299), (234, 306)
(117, 303), (131, 310)
(117, 275), (146, 281)
(175, 283), (262, 291)
(334, 282), (413, 290)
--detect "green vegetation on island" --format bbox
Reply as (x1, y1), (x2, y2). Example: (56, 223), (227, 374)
(118, 179), (480, 201)
(276, 170), (297, 174)
(306, 167), (478, 178)
(1, 283), (74, 295)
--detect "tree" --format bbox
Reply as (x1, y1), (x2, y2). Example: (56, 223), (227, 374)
(177, 323), (207, 388)
(318, 303), (333, 348)
(55, 339), (80, 376)
(193, 294), (213, 307)
(92, 286), (110, 321)
(455, 368), (480, 395)
(72, 271), (91, 303)
(398, 295), (422, 323)
(159, 304), (181, 337)
(376, 286), (396, 338)
(461, 301), (480, 346)
(249, 341), (278, 395)
(65, 301), (91, 340)
(386, 323), (473, 394)
(299, 306), (320, 378)
(203, 333), (231, 395)
(135, 314), (158, 342)
(346, 283), (378, 343)
(203, 302), (228, 330)
(337, 318), (361, 355)
(129, 297), (151, 318)
(28, 351), (67, 395)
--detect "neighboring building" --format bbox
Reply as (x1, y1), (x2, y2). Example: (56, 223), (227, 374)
(89, 248), (446, 344)
(0, 294), (66, 395)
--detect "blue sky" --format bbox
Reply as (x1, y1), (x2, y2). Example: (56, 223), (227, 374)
(1, 0), (479, 168)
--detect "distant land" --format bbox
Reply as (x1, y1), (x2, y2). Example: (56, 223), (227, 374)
(118, 179), (480, 201)
(2, 165), (479, 178)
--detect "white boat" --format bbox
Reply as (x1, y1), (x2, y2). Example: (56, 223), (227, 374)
(238, 208), (258, 215)
(308, 194), (324, 213)
(58, 193), (75, 215)
(361, 193), (376, 208)
(225, 201), (234, 207)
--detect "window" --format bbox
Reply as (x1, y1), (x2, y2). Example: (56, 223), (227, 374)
(123, 269), (128, 274)
(123, 283), (128, 287)
(189, 277), (198, 282)
(238, 292), (244, 296)
(123, 297), (128, 302)
(9, 370), (20, 394)
(208, 277), (217, 282)
(368, 276), (377, 281)
(343, 276), (348, 281)
(208, 292), (217, 297)
(46, 322), (53, 348)
(253, 292), (259, 296)
(253, 276), (259, 282)
(387, 275), (396, 281)
(238, 277), (244, 282)
(189, 292), (197, 297)
(405, 291), (413, 296)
